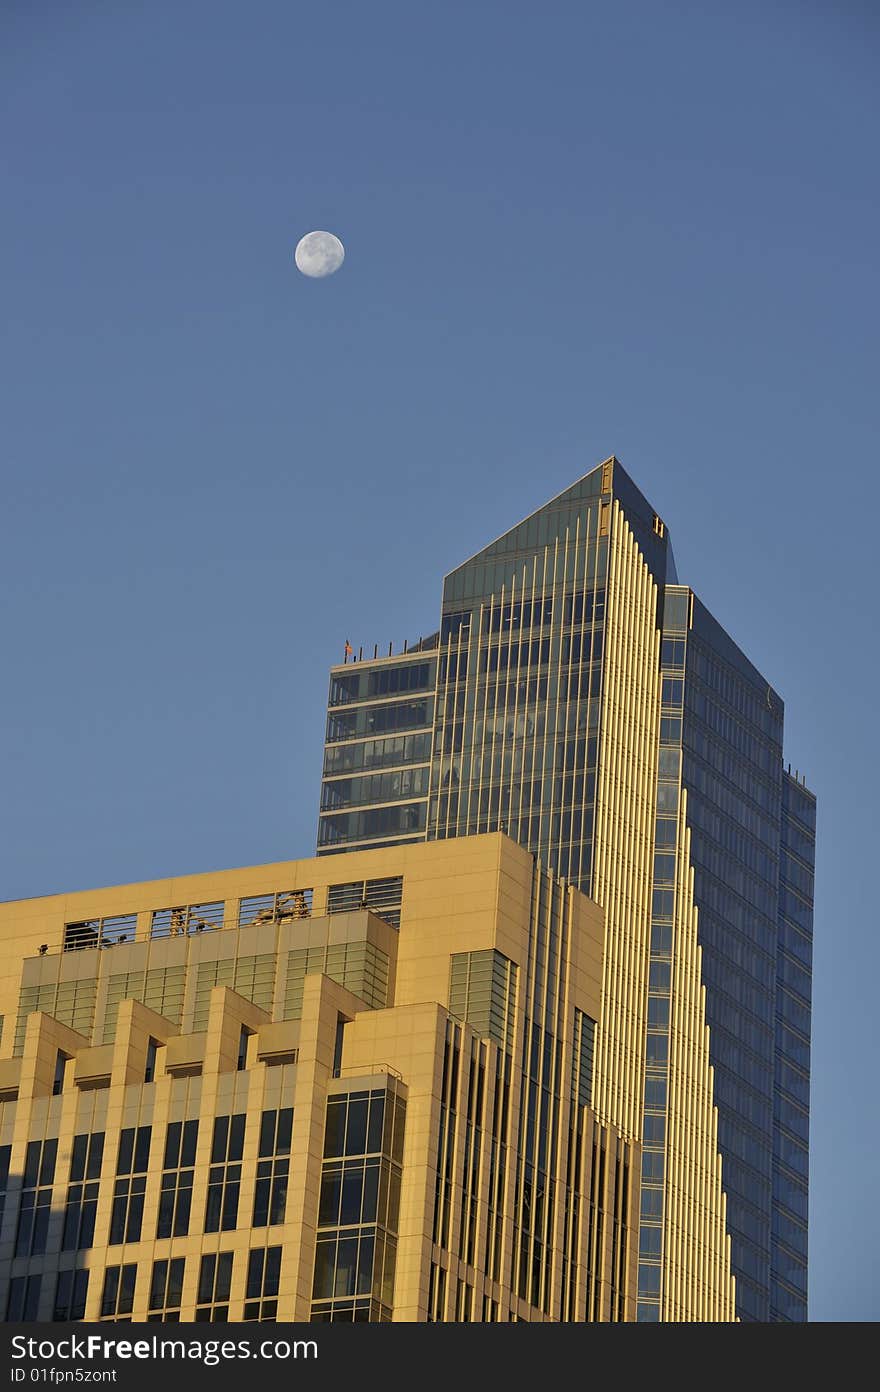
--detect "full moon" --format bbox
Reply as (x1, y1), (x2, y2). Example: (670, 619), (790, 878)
(294, 230), (345, 278)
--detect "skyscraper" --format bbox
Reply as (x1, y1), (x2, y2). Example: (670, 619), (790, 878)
(0, 456), (812, 1326)
(318, 456), (815, 1322)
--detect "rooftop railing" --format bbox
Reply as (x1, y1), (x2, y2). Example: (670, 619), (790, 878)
(46, 890), (316, 957)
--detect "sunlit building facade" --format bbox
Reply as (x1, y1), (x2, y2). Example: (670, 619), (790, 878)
(318, 456), (815, 1321)
(0, 837), (639, 1323)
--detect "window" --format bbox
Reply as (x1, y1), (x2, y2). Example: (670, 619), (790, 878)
(427, 1263), (446, 1323)
(150, 901), (224, 939)
(102, 966), (185, 1043)
(53, 1269), (89, 1322)
(283, 941), (390, 1019)
(204, 1114), (245, 1232)
(365, 699), (430, 735)
(100, 1265), (137, 1320)
(449, 949), (518, 1052)
(572, 1010), (596, 1110)
(0, 1144), (11, 1229)
(157, 1121), (198, 1239)
(53, 1050), (69, 1096)
(148, 1259), (185, 1322)
(192, 956), (276, 1031)
(312, 1231), (376, 1304)
(14, 979), (97, 1056)
(196, 1253), (233, 1321)
(455, 1278), (473, 1321)
(62, 1132), (104, 1250)
(110, 1127), (151, 1244)
(329, 671), (362, 706)
(313, 1088), (403, 1322)
(323, 732), (432, 776)
(319, 804), (426, 847)
(252, 1110), (292, 1227)
(366, 663), (431, 698)
(144, 1038), (159, 1083)
(63, 914), (135, 951)
(239, 889), (312, 927)
(237, 1026), (251, 1072)
(660, 638), (685, 670)
(6, 1276), (41, 1321)
(333, 1015), (345, 1079)
(327, 876), (404, 928)
(318, 1155), (385, 1227)
(15, 1138), (57, 1257)
(244, 1247), (281, 1321)
(320, 766), (431, 812)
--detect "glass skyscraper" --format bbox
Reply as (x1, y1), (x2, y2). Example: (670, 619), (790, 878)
(319, 455), (815, 1321)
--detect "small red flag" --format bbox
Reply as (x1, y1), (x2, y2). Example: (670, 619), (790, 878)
(344, 639), (354, 658)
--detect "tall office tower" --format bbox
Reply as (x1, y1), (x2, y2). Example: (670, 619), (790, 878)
(0, 838), (639, 1323)
(318, 456), (815, 1322)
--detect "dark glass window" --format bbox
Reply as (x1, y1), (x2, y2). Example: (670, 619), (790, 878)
(15, 1138), (57, 1257)
(366, 663), (431, 697)
(196, 1252), (233, 1322)
(52, 1050), (68, 1096)
(252, 1109), (292, 1228)
(205, 1115), (245, 1233)
(319, 1158), (381, 1227)
(0, 1144), (10, 1230)
(259, 1109), (293, 1157)
(163, 1119), (199, 1170)
(110, 1127), (150, 1245)
(144, 1038), (159, 1084)
(148, 1258), (185, 1321)
(323, 1091), (386, 1159)
(157, 1121), (198, 1239)
(62, 1131), (104, 1251)
(53, 1269), (89, 1322)
(116, 1126), (151, 1176)
(243, 1247), (281, 1321)
(313, 1087), (403, 1322)
(312, 1232), (375, 1300)
(100, 1264), (137, 1319)
(319, 802), (427, 846)
(6, 1275), (41, 1322)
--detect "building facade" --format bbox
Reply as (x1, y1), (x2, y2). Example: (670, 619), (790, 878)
(0, 836), (641, 1323)
(318, 457), (815, 1321)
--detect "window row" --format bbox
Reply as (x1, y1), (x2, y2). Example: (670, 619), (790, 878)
(329, 662), (434, 707)
(5, 1248), (284, 1323)
(326, 699), (433, 743)
(320, 765), (430, 811)
(11, 1111), (293, 1256)
(322, 731), (433, 776)
(61, 889), (316, 956)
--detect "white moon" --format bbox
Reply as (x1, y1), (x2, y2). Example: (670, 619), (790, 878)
(294, 230), (345, 278)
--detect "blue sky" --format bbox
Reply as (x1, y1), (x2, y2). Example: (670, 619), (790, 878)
(1, 1), (877, 1320)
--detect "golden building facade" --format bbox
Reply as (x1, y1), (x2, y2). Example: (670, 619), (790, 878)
(0, 835), (637, 1322)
